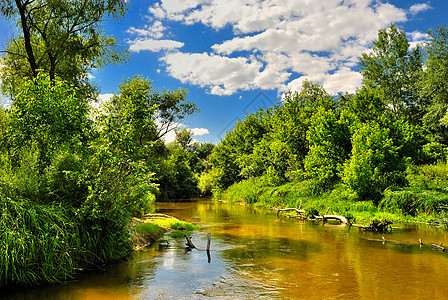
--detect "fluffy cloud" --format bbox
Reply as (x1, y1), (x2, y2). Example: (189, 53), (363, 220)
(409, 3), (432, 15)
(127, 21), (166, 39)
(162, 52), (289, 95)
(160, 123), (210, 143)
(191, 127), (209, 136)
(135, 0), (420, 95)
(127, 20), (184, 52)
(129, 38), (184, 52)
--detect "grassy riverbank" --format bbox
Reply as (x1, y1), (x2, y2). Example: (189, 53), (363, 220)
(133, 214), (200, 249)
(219, 163), (448, 226)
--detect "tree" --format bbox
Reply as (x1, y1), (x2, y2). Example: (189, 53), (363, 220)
(8, 72), (91, 166)
(304, 108), (350, 187)
(105, 75), (198, 143)
(174, 128), (194, 149)
(342, 122), (407, 202)
(0, 0), (128, 97)
(359, 24), (423, 122)
(420, 25), (448, 143)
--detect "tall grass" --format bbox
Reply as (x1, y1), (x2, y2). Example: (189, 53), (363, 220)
(0, 148), (135, 287)
(0, 199), (81, 285)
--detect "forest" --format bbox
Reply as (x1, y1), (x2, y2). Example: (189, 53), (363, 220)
(199, 23), (448, 224)
(1, 0), (448, 288)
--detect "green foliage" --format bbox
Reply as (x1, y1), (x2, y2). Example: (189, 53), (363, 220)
(8, 73), (90, 166)
(304, 108), (349, 187)
(342, 122), (407, 202)
(158, 147), (199, 199)
(259, 166), (285, 187)
(0, 0), (129, 97)
(134, 223), (164, 238)
(359, 23), (423, 122)
(422, 142), (447, 164)
(420, 25), (448, 143)
(174, 128), (194, 148)
(380, 189), (448, 216)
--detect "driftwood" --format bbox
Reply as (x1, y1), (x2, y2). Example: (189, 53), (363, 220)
(270, 207), (305, 216)
(185, 233), (212, 263)
(314, 215), (349, 224)
(185, 233), (211, 252)
(357, 219), (393, 232)
(271, 207), (349, 225)
(432, 243), (446, 252)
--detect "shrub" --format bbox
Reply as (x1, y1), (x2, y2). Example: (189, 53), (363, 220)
(422, 142), (447, 164)
(342, 122), (406, 202)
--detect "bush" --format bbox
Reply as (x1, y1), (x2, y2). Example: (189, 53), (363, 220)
(342, 122), (407, 202)
(422, 142), (447, 164)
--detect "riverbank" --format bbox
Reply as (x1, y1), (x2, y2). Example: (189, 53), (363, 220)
(219, 164), (448, 227)
(132, 213), (200, 250)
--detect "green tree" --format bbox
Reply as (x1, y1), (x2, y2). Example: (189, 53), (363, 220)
(174, 128), (194, 149)
(8, 73), (91, 167)
(104, 75), (198, 143)
(342, 122), (407, 202)
(0, 0), (128, 97)
(304, 108), (350, 187)
(359, 23), (423, 122)
(420, 25), (448, 143)
(209, 109), (270, 190)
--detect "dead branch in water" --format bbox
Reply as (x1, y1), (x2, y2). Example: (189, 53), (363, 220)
(271, 207), (349, 224)
(432, 243), (446, 252)
(270, 207), (305, 216)
(357, 219), (393, 232)
(314, 215), (349, 224)
(185, 233), (211, 252)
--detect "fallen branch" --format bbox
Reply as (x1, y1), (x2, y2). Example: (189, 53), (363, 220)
(185, 233), (211, 251)
(314, 214), (349, 224)
(270, 208), (305, 216)
(432, 243), (445, 252)
(357, 219), (393, 232)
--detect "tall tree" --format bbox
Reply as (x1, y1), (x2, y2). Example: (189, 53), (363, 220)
(359, 23), (423, 122)
(0, 0), (128, 98)
(420, 25), (448, 143)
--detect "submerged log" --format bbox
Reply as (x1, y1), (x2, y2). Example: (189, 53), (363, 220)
(315, 214), (349, 224)
(185, 233), (211, 251)
(432, 243), (446, 252)
(358, 219), (393, 232)
(270, 208), (305, 216)
(271, 207), (349, 225)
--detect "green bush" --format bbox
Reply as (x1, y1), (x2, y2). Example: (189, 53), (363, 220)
(342, 122), (407, 202)
(422, 142), (447, 164)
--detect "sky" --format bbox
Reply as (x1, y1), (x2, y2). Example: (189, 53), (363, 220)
(1, 0), (448, 144)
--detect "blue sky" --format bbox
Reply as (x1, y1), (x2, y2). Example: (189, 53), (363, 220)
(1, 0), (448, 144)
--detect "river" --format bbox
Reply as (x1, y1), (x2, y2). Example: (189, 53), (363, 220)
(2, 198), (448, 299)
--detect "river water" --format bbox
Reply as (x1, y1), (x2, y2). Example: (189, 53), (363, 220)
(2, 198), (448, 299)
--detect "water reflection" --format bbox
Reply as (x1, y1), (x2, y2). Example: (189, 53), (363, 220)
(2, 198), (448, 299)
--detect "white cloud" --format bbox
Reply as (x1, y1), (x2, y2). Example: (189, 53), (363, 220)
(158, 121), (209, 143)
(127, 21), (166, 39)
(191, 127), (209, 136)
(162, 52), (280, 95)
(129, 38), (184, 52)
(408, 30), (430, 49)
(409, 3), (432, 15)
(144, 0), (414, 95)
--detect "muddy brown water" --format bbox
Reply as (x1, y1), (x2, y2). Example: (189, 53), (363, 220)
(2, 198), (448, 299)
